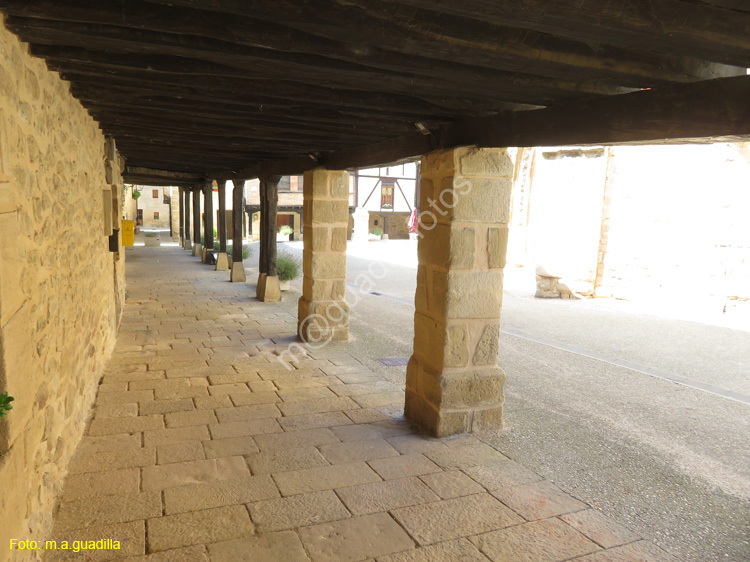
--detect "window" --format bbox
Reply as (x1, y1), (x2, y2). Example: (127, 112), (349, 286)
(152, 189), (159, 198)
(153, 211), (160, 220)
(137, 209), (143, 219)
(381, 181), (394, 209)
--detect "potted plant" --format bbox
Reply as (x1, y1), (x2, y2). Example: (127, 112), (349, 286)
(277, 251), (301, 291)
(144, 231), (160, 246)
(277, 225), (293, 242)
(0, 392), (14, 419)
(370, 228), (384, 240)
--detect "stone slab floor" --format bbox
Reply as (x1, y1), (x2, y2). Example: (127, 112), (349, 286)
(42, 244), (682, 562)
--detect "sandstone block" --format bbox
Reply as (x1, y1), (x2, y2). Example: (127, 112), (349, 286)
(147, 505), (254, 552)
(473, 323), (500, 365)
(368, 453), (442, 480)
(142, 456), (250, 490)
(458, 147), (515, 177)
(273, 462), (380, 496)
(392, 493), (523, 545)
(468, 518), (599, 561)
(310, 252), (346, 279)
(208, 531), (309, 562)
(376, 538), (488, 562)
(55, 491), (162, 532)
(163, 475), (278, 514)
(203, 436), (258, 459)
(438, 177), (512, 223)
(432, 270), (503, 319)
(249, 489), (350, 532)
(444, 324), (469, 367)
(336, 477), (439, 515)
(157, 441), (205, 465)
(487, 225), (509, 269)
(298, 512), (414, 561)
(419, 470), (484, 499)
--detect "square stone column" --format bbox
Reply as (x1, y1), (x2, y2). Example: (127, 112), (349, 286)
(405, 147), (514, 437)
(298, 169), (350, 343)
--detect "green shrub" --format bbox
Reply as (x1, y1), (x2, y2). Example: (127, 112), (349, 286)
(277, 251), (301, 281)
(370, 228), (383, 237)
(0, 392), (15, 419)
(278, 225), (293, 236)
(132, 190), (141, 200)
(228, 244), (251, 260)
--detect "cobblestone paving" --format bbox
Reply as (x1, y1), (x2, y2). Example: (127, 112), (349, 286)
(45, 245), (681, 562)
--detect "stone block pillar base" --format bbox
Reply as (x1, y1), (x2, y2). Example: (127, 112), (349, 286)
(230, 261), (246, 282)
(260, 275), (281, 302)
(192, 243), (202, 257)
(405, 146), (514, 437)
(183, 239), (192, 251)
(201, 247), (209, 263)
(297, 169), (350, 343)
(215, 252), (229, 271)
(256, 273), (267, 300)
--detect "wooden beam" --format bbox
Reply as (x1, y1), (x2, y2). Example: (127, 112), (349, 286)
(183, 186), (192, 246)
(382, 0), (750, 68)
(125, 166), (206, 185)
(231, 181), (244, 264)
(4, 14), (630, 100)
(217, 76), (750, 177)
(136, 0), (744, 83)
(263, 177), (280, 278)
(217, 180), (228, 253)
(192, 186), (201, 246)
(203, 180), (214, 259)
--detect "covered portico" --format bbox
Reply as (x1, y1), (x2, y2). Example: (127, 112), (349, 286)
(0, 1), (749, 560)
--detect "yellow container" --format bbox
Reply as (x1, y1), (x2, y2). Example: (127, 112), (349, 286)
(122, 220), (135, 246)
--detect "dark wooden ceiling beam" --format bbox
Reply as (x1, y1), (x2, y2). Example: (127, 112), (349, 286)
(2, 12), (634, 98)
(124, 166), (206, 186)
(55, 66), (535, 117)
(137, 0), (745, 83)
(380, 0), (750, 68)
(215, 75), (750, 178)
(32, 43), (581, 108)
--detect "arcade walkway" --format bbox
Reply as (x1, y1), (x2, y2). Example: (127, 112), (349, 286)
(46, 244), (679, 562)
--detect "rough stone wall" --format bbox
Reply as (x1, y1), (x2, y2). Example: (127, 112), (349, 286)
(0, 19), (121, 561)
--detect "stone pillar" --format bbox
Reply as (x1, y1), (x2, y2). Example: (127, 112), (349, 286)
(202, 181), (214, 263)
(298, 169), (350, 342)
(178, 186), (185, 246)
(183, 187), (192, 250)
(230, 180), (246, 282)
(215, 180), (229, 270)
(258, 175), (282, 302)
(405, 147), (514, 437)
(192, 186), (202, 257)
(351, 207), (370, 245)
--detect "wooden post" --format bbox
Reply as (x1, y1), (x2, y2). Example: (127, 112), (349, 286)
(257, 180), (268, 298)
(258, 175), (282, 302)
(178, 186), (185, 246)
(230, 179), (246, 282)
(215, 179), (229, 270)
(183, 186), (192, 250)
(192, 185), (202, 257)
(202, 180), (214, 263)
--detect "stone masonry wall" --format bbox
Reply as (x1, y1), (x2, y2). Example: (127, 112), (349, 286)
(0, 19), (122, 561)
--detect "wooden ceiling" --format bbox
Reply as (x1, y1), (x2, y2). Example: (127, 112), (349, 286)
(1, 0), (749, 185)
